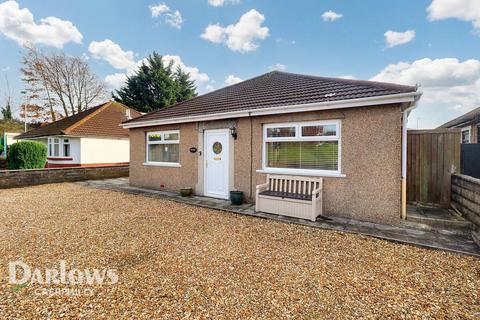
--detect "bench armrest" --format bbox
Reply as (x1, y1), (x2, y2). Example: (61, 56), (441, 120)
(312, 186), (323, 195)
(256, 183), (269, 193)
(311, 186), (323, 199)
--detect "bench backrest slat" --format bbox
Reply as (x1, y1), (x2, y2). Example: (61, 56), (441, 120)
(266, 174), (323, 195)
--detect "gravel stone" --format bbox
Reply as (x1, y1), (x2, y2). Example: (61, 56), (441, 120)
(0, 183), (479, 319)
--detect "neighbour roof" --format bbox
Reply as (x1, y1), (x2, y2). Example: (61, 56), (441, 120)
(438, 106), (480, 128)
(16, 101), (141, 139)
(124, 71), (417, 126)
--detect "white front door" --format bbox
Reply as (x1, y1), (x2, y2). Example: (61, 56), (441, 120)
(204, 129), (230, 199)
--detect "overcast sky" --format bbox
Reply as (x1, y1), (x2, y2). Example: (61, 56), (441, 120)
(1, 0), (480, 128)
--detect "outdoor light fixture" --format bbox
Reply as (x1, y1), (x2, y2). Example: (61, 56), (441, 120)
(230, 126), (237, 140)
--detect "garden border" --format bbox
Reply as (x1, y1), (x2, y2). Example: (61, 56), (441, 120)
(0, 165), (129, 189)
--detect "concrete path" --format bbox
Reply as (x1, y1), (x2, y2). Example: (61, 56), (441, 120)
(77, 178), (480, 257)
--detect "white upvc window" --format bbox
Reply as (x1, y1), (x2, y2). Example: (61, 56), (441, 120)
(145, 130), (180, 166)
(48, 137), (71, 158)
(62, 139), (70, 157)
(461, 127), (471, 144)
(262, 120), (342, 176)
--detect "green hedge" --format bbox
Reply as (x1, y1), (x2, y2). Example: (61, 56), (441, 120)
(7, 141), (47, 170)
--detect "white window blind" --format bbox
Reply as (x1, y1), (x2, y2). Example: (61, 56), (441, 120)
(263, 121), (341, 174)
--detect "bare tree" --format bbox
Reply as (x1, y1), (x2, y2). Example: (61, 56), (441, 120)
(21, 45), (107, 121)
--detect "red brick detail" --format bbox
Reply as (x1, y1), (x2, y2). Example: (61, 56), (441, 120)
(47, 157), (73, 161)
(45, 162), (81, 168)
(79, 162), (129, 167)
(45, 162), (129, 168)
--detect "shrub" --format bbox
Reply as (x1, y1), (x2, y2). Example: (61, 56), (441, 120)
(7, 141), (47, 170)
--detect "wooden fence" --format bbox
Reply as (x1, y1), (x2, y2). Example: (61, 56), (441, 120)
(451, 174), (480, 246)
(461, 144), (480, 179)
(407, 129), (461, 207)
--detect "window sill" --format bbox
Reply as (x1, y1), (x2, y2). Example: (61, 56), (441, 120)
(143, 162), (181, 168)
(256, 169), (346, 178)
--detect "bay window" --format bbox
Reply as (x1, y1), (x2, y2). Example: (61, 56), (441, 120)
(48, 137), (70, 158)
(263, 120), (341, 175)
(146, 130), (180, 165)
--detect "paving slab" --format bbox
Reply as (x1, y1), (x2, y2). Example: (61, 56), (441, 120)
(77, 178), (480, 257)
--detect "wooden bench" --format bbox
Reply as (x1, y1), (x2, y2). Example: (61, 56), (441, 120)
(255, 174), (323, 221)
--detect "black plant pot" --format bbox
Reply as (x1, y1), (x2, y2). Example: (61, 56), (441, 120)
(230, 191), (243, 205)
(180, 188), (193, 197)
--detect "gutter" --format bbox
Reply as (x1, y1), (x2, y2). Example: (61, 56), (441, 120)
(401, 91), (422, 220)
(121, 91), (420, 129)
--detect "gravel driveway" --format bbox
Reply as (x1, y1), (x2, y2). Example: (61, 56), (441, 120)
(0, 183), (479, 319)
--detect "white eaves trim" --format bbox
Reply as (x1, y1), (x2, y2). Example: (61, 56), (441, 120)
(122, 91), (421, 129)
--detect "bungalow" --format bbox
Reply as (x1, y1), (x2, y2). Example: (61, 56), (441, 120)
(438, 106), (480, 144)
(1, 132), (20, 158)
(16, 101), (141, 168)
(122, 71), (422, 225)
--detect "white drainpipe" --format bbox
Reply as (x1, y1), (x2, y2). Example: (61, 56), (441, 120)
(401, 109), (409, 219)
(401, 92), (422, 219)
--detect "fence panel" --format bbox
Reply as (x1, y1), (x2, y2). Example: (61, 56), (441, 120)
(407, 129), (460, 207)
(461, 144), (480, 179)
(451, 174), (480, 246)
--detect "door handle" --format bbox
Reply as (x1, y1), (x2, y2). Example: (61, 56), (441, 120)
(205, 160), (208, 168)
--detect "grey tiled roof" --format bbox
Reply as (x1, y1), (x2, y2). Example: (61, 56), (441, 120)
(438, 106), (480, 128)
(125, 71), (417, 125)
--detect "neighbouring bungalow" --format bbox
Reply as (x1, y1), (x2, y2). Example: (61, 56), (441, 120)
(0, 132), (20, 158)
(16, 101), (141, 168)
(122, 71), (422, 225)
(438, 106), (480, 144)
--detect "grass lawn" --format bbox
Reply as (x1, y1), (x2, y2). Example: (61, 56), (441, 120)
(0, 183), (479, 319)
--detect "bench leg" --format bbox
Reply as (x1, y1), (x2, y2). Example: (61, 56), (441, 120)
(311, 195), (322, 221)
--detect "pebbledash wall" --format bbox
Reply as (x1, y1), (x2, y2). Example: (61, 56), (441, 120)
(0, 165), (129, 189)
(129, 104), (403, 225)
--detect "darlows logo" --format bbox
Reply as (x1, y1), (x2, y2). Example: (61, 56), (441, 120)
(8, 260), (118, 286)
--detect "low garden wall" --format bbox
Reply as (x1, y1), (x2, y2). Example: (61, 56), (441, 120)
(451, 174), (480, 246)
(0, 165), (129, 189)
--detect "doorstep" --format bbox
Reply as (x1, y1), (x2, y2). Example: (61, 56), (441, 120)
(76, 178), (480, 257)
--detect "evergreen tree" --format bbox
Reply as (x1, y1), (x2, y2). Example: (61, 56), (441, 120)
(1, 103), (12, 120)
(113, 52), (197, 113)
(174, 66), (197, 102)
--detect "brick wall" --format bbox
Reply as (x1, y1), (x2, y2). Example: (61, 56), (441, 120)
(0, 165), (129, 189)
(451, 174), (480, 246)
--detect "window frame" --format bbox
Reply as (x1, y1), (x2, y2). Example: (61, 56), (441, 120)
(461, 126), (471, 144)
(62, 139), (70, 157)
(145, 130), (181, 167)
(48, 137), (71, 158)
(262, 120), (342, 176)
